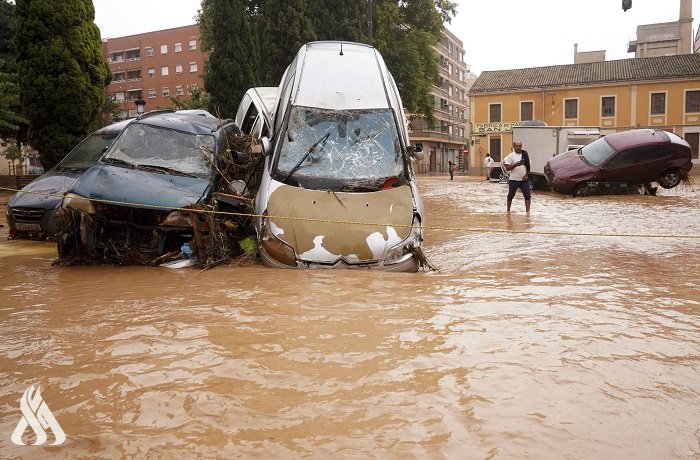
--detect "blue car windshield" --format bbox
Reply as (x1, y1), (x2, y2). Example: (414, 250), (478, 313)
(58, 132), (119, 170)
(105, 124), (216, 176)
(580, 137), (616, 166)
(274, 107), (404, 189)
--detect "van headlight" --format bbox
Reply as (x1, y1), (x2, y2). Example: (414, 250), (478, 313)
(62, 193), (97, 214)
(385, 215), (423, 265)
(260, 216), (297, 266)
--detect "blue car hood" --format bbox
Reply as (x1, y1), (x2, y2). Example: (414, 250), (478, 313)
(8, 170), (83, 209)
(69, 164), (211, 210)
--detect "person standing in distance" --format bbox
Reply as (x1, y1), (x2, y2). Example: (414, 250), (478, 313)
(484, 153), (494, 180)
(503, 141), (531, 212)
(448, 160), (455, 180)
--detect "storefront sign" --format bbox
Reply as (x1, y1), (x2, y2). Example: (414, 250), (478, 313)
(474, 122), (523, 133)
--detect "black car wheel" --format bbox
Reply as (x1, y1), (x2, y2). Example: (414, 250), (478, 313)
(657, 168), (681, 189)
(572, 182), (592, 197)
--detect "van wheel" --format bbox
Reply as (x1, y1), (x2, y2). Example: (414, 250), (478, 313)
(657, 168), (681, 189)
(572, 182), (592, 197)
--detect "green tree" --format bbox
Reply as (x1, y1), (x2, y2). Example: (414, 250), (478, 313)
(308, 0), (365, 43)
(170, 86), (212, 111)
(1, 0), (16, 73)
(0, 68), (27, 133)
(202, 0), (259, 118)
(257, 0), (316, 85)
(14, 0), (111, 169)
(372, 0), (456, 121)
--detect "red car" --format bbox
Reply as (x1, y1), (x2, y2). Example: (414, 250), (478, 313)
(544, 129), (693, 196)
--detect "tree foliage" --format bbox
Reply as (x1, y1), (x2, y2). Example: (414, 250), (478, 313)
(198, 0), (455, 119)
(256, 0), (316, 85)
(201, 0), (260, 118)
(170, 86), (212, 111)
(14, 0), (111, 169)
(1, 0), (16, 73)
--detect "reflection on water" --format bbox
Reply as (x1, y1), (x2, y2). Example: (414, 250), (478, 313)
(1, 179), (699, 458)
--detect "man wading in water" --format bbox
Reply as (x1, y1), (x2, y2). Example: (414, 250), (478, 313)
(503, 141), (531, 213)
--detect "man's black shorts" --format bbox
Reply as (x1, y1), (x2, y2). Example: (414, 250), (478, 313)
(507, 179), (531, 200)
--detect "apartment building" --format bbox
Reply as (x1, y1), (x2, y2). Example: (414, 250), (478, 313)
(409, 28), (471, 174)
(102, 24), (206, 118)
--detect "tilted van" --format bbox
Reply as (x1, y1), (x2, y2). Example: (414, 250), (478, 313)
(255, 41), (425, 271)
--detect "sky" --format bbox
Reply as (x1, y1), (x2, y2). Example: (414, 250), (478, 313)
(93, 0), (699, 75)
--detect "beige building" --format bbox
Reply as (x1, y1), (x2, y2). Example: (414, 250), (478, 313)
(468, 54), (700, 170)
(627, 0), (694, 57)
(102, 24), (206, 119)
(409, 28), (471, 174)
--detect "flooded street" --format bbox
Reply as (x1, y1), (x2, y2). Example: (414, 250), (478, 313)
(1, 177), (699, 459)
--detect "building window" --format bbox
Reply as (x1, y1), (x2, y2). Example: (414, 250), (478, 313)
(175, 64), (183, 74)
(114, 91), (125, 102)
(148, 88), (156, 99)
(161, 66), (169, 76)
(147, 68), (155, 78)
(174, 42), (182, 53)
(189, 62), (198, 73)
(489, 104), (501, 123)
(686, 90), (700, 113)
(188, 39), (197, 50)
(520, 101), (533, 121)
(162, 87), (170, 97)
(650, 93), (666, 115)
(565, 99), (578, 119)
(175, 85), (184, 96)
(145, 47), (154, 57)
(601, 96), (615, 117)
(160, 44), (167, 54)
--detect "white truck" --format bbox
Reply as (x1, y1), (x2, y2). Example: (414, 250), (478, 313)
(512, 125), (601, 189)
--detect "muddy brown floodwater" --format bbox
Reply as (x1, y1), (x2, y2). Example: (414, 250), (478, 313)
(1, 177), (699, 459)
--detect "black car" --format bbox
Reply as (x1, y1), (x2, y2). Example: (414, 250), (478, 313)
(57, 111), (243, 264)
(6, 119), (132, 239)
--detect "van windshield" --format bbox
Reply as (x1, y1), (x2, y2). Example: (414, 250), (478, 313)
(273, 107), (405, 191)
(105, 124), (216, 177)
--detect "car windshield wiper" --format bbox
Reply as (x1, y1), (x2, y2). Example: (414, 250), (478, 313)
(137, 164), (199, 178)
(103, 157), (136, 168)
(282, 131), (331, 183)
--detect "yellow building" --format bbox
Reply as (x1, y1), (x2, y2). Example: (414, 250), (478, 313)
(467, 54), (700, 172)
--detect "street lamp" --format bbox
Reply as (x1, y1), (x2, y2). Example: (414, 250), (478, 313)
(134, 97), (146, 116)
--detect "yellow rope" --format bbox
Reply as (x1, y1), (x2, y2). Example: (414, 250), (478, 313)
(2, 186), (699, 239)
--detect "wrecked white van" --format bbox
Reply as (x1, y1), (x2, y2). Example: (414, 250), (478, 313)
(255, 41), (425, 272)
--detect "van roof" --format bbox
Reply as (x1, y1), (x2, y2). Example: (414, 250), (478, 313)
(293, 41), (392, 110)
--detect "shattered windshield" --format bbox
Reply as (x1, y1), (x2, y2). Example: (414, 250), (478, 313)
(580, 137), (616, 166)
(105, 124), (216, 176)
(273, 107), (405, 190)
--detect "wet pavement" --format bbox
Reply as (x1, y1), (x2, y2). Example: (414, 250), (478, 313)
(1, 176), (699, 458)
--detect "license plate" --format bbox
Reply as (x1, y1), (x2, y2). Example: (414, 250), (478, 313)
(16, 223), (42, 231)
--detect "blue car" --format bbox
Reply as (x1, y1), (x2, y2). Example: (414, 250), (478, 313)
(6, 119), (132, 239)
(57, 111), (242, 263)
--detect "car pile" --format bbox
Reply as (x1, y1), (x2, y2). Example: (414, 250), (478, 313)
(8, 41), (431, 272)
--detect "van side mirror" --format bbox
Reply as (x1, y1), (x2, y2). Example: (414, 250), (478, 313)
(261, 137), (272, 156)
(408, 143), (424, 160)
